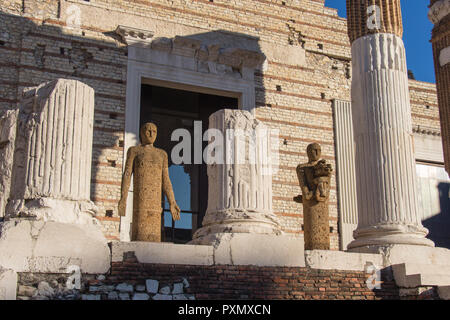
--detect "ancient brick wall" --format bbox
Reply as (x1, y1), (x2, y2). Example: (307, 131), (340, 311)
(0, 0), (441, 246)
(105, 261), (401, 300)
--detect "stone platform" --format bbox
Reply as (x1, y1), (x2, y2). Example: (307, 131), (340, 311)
(112, 233), (305, 267)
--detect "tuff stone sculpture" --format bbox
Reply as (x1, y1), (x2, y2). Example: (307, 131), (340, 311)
(296, 143), (332, 250)
(119, 123), (180, 242)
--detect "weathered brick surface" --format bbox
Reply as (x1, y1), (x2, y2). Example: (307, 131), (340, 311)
(106, 259), (402, 300)
(0, 1), (440, 244)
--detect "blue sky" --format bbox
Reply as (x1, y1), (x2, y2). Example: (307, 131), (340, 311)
(324, 0), (435, 83)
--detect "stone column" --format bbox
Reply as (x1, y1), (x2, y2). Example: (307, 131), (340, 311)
(191, 109), (282, 244)
(346, 0), (434, 249)
(0, 109), (19, 217)
(5, 79), (97, 225)
(333, 100), (358, 250)
(429, 0), (450, 175)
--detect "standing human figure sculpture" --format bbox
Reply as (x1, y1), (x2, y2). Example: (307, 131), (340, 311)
(118, 122), (180, 242)
(295, 143), (332, 250)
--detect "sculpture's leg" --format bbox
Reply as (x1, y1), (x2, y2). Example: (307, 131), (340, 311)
(132, 209), (162, 242)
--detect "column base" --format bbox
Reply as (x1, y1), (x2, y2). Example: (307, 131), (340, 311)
(347, 224), (435, 250)
(191, 209), (283, 244)
(5, 198), (99, 226)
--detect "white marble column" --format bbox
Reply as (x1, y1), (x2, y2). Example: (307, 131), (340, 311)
(346, 0), (434, 249)
(5, 79), (98, 225)
(191, 109), (282, 244)
(333, 100), (358, 250)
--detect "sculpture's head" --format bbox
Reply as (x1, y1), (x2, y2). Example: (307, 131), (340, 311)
(306, 143), (321, 162)
(140, 122), (157, 145)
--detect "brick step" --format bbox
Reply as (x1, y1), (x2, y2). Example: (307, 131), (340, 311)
(392, 263), (450, 288)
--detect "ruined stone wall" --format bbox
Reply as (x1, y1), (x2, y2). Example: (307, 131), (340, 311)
(17, 261), (434, 300)
(0, 0), (441, 246)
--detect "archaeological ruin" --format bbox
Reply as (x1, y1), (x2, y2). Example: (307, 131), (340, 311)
(0, 0), (449, 301)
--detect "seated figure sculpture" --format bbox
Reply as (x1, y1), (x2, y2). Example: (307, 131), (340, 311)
(118, 123), (180, 242)
(295, 143), (333, 250)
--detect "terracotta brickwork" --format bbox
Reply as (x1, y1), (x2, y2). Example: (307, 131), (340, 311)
(107, 260), (401, 300)
(430, 5), (450, 174)
(0, 0), (440, 245)
(346, 0), (403, 43)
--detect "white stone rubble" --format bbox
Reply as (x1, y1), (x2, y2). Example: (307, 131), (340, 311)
(146, 279), (159, 294)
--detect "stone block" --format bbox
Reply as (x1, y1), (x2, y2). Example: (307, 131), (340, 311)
(172, 282), (183, 294)
(116, 283), (134, 293)
(182, 278), (189, 288)
(0, 268), (17, 300)
(132, 293), (150, 300)
(111, 241), (213, 265)
(159, 286), (170, 294)
(213, 233), (306, 267)
(37, 281), (54, 297)
(350, 245), (450, 267)
(438, 286), (450, 300)
(119, 293), (130, 300)
(81, 294), (101, 300)
(0, 220), (110, 274)
(152, 294), (173, 300)
(17, 285), (37, 297)
(146, 279), (159, 294)
(135, 285), (145, 292)
(90, 285), (115, 293)
(304, 250), (383, 271)
(107, 292), (119, 300)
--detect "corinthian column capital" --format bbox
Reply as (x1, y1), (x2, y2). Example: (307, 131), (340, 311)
(428, 0), (450, 25)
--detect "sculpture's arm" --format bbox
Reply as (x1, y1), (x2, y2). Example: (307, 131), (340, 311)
(296, 165), (313, 201)
(118, 147), (135, 216)
(162, 152), (180, 220)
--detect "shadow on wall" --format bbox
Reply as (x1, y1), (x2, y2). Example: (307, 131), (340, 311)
(423, 182), (450, 249)
(0, 9), (268, 238)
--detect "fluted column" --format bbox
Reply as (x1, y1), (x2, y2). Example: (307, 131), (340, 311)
(346, 0), (434, 249)
(191, 109), (282, 244)
(6, 79), (98, 225)
(429, 0), (450, 175)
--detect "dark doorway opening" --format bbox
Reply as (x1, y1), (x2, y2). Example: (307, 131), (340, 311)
(140, 83), (238, 244)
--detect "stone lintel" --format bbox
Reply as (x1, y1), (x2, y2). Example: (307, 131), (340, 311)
(115, 25), (154, 45)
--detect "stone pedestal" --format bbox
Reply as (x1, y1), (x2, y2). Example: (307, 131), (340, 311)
(0, 219), (110, 274)
(0, 79), (110, 274)
(0, 267), (17, 300)
(191, 109), (282, 245)
(303, 200), (330, 250)
(346, 1), (434, 250)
